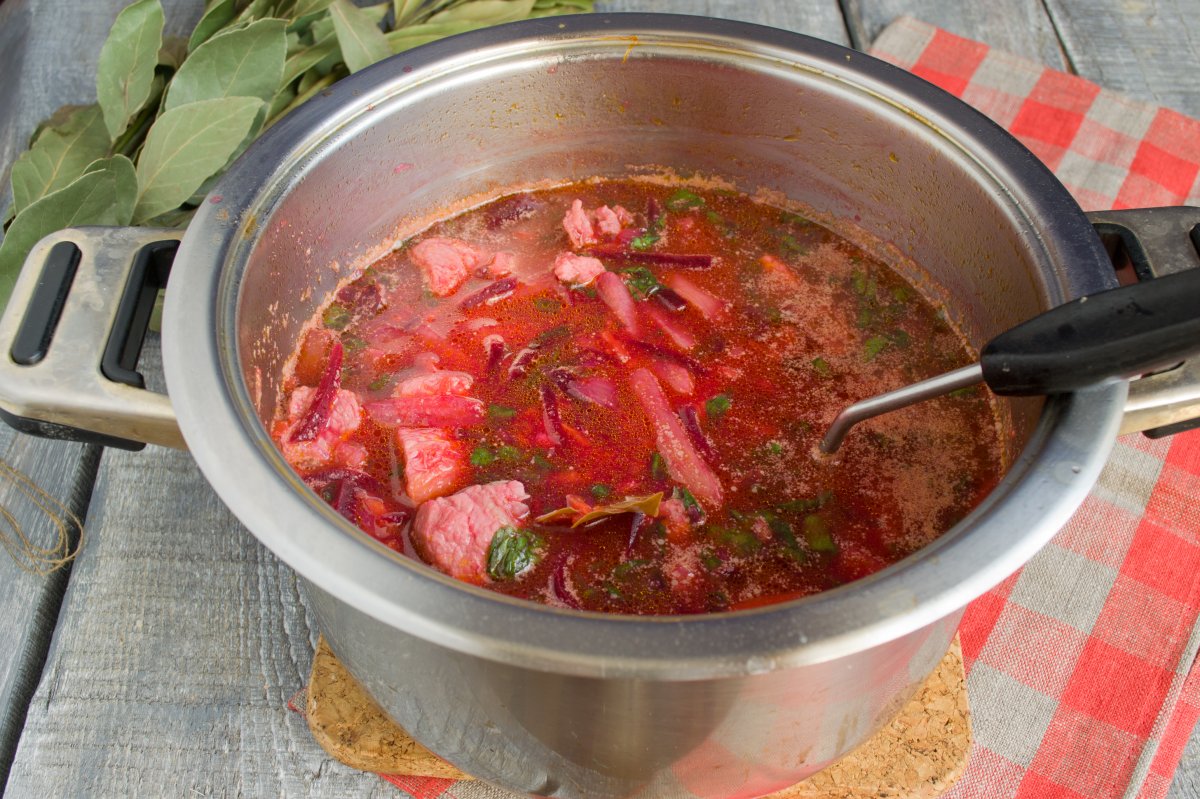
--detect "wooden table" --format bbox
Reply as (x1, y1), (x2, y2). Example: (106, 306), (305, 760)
(1, 1), (1197, 796)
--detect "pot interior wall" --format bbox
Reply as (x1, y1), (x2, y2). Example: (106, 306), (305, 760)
(237, 34), (1053, 470)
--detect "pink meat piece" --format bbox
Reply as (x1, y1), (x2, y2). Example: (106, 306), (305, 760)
(333, 440), (369, 471)
(412, 480), (531, 583)
(281, 386), (362, 471)
(396, 427), (468, 504)
(411, 237), (487, 296)
(486, 251), (516, 278)
(628, 368), (723, 508)
(366, 394), (486, 428)
(562, 199), (596, 249)
(613, 205), (634, 226)
(592, 205), (622, 237)
(393, 369), (475, 398)
(552, 252), (606, 286)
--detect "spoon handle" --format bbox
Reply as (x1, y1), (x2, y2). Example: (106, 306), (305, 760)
(981, 267), (1200, 395)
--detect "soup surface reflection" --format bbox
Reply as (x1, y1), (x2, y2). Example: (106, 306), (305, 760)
(272, 180), (1003, 614)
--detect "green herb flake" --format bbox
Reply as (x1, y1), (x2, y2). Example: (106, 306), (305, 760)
(856, 306), (875, 329)
(665, 188), (705, 211)
(700, 549), (722, 571)
(948, 386), (978, 399)
(892, 285), (910, 303)
(470, 446), (496, 467)
(621, 266), (663, 300)
(497, 444), (523, 461)
(323, 303), (351, 330)
(650, 452), (667, 481)
(341, 335), (366, 353)
(863, 336), (889, 361)
(886, 328), (911, 348)
(674, 487), (704, 522)
(811, 357), (832, 377)
(613, 559), (648, 581)
(487, 404), (517, 421)
(766, 440), (783, 456)
(590, 483), (612, 500)
(712, 525), (760, 556)
(803, 515), (837, 553)
(533, 296), (562, 313)
(486, 526), (540, 580)
(629, 231), (660, 251)
(367, 374), (391, 391)
(705, 393), (733, 421)
(776, 490), (834, 515)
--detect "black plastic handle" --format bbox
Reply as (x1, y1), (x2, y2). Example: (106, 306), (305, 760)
(981, 267), (1200, 395)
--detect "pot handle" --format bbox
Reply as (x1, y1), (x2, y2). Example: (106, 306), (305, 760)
(0, 227), (185, 450)
(1088, 207), (1200, 438)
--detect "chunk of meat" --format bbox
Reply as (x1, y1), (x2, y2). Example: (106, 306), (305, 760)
(412, 481), (531, 583)
(366, 394), (486, 428)
(592, 205), (622, 237)
(562, 199), (596, 249)
(552, 252), (605, 286)
(658, 496), (692, 545)
(396, 427), (468, 503)
(393, 369), (474, 398)
(411, 237), (487, 296)
(281, 386), (362, 472)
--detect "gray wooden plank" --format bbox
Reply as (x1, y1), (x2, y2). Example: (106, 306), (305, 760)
(0, 0), (129, 787)
(844, 0), (1069, 68)
(1045, 0), (1200, 118)
(594, 0), (851, 44)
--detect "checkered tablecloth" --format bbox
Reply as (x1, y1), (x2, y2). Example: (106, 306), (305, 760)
(349, 17), (1200, 799)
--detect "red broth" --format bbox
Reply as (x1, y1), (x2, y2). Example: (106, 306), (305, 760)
(272, 180), (1003, 614)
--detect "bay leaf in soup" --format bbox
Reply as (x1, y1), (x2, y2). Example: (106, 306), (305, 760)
(329, 0), (392, 73)
(133, 96), (264, 224)
(96, 0), (166, 140)
(9, 105), (110, 215)
(165, 18), (287, 110)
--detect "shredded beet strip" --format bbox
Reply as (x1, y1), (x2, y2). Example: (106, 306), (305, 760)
(459, 276), (518, 310)
(547, 367), (575, 393)
(595, 271), (640, 335)
(646, 197), (662, 227)
(551, 555), (581, 609)
(289, 339), (344, 443)
(625, 511), (649, 558)
(624, 338), (706, 374)
(540, 384), (566, 446)
(653, 287), (688, 313)
(665, 274), (725, 318)
(566, 377), (617, 408)
(627, 368), (723, 507)
(645, 304), (696, 350)
(678, 404), (717, 462)
(585, 245), (713, 269)
(484, 335), (506, 372)
(508, 344), (538, 378)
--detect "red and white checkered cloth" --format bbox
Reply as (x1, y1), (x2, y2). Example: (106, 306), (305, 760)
(869, 17), (1200, 799)
(347, 17), (1200, 799)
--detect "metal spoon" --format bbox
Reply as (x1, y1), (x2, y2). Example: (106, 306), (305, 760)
(819, 267), (1200, 454)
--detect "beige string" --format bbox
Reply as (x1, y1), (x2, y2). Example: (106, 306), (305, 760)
(0, 457), (83, 576)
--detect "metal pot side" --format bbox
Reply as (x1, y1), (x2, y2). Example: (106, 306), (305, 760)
(162, 15), (1125, 797)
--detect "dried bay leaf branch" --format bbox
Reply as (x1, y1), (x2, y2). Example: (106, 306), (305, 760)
(95, 0), (166, 140)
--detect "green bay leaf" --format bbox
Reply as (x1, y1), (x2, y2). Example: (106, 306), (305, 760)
(96, 0), (166, 140)
(392, 0), (424, 26)
(428, 0), (535, 24)
(282, 32), (338, 85)
(329, 0), (392, 73)
(9, 105), (110, 215)
(187, 0), (236, 51)
(133, 96), (263, 223)
(0, 156), (137, 311)
(165, 18), (287, 111)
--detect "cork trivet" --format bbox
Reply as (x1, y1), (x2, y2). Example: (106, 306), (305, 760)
(306, 636), (971, 797)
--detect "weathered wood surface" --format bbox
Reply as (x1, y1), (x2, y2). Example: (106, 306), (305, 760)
(2, 0), (1199, 797)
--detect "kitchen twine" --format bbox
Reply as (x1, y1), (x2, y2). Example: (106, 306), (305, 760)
(0, 457), (82, 576)
(290, 16), (1200, 799)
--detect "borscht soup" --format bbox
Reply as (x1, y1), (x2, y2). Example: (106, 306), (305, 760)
(271, 180), (1003, 615)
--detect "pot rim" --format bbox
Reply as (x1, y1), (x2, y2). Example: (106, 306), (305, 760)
(162, 13), (1125, 679)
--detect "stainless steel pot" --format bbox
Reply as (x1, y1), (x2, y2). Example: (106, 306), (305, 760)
(3, 14), (1200, 799)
